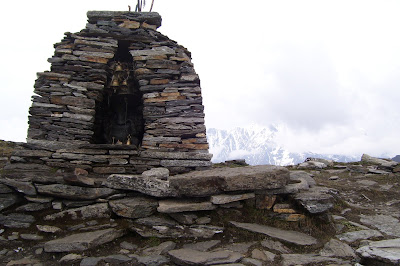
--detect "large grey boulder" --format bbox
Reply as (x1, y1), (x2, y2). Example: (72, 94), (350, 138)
(109, 197), (158, 219)
(168, 248), (243, 265)
(230, 221), (317, 246)
(44, 228), (126, 252)
(169, 165), (289, 197)
(361, 154), (398, 167)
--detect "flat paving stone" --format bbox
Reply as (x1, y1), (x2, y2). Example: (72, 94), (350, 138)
(44, 228), (125, 252)
(356, 238), (400, 265)
(230, 221), (317, 246)
(168, 248), (243, 265)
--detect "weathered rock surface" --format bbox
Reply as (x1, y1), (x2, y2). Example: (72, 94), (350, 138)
(169, 165), (289, 197)
(157, 199), (216, 213)
(168, 248), (243, 265)
(337, 229), (383, 243)
(44, 228), (126, 252)
(0, 213), (35, 228)
(356, 238), (400, 265)
(0, 194), (20, 212)
(0, 179), (37, 195)
(210, 193), (255, 205)
(35, 184), (115, 200)
(361, 154), (398, 167)
(281, 254), (347, 266)
(106, 174), (178, 197)
(293, 186), (334, 213)
(131, 224), (223, 239)
(360, 214), (400, 237)
(109, 197), (158, 218)
(230, 221), (318, 246)
(44, 203), (110, 220)
(319, 239), (356, 258)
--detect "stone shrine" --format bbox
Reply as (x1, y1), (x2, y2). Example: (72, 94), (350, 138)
(25, 11), (211, 175)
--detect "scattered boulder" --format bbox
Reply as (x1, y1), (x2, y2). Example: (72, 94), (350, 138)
(361, 154), (398, 168)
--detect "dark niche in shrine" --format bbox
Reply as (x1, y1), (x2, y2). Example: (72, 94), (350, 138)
(92, 40), (144, 146)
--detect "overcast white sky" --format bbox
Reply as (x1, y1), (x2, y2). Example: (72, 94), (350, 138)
(0, 0), (399, 158)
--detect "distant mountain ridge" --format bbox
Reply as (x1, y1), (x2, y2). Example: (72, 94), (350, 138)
(206, 126), (359, 166)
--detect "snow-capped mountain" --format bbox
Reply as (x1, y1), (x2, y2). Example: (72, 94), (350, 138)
(206, 126), (358, 166)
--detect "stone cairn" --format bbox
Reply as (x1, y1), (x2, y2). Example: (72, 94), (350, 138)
(22, 11), (211, 176)
(7, 10), (396, 266)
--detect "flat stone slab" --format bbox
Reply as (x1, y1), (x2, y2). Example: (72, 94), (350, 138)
(44, 228), (126, 252)
(230, 221), (317, 246)
(169, 165), (289, 197)
(131, 224), (223, 239)
(360, 214), (400, 237)
(44, 203), (110, 221)
(211, 193), (255, 205)
(356, 238), (400, 265)
(106, 174), (178, 197)
(36, 184), (115, 200)
(157, 199), (216, 213)
(293, 186), (334, 214)
(319, 239), (356, 258)
(109, 197), (158, 218)
(281, 254), (347, 266)
(0, 194), (20, 212)
(0, 213), (35, 228)
(168, 248), (243, 265)
(337, 229), (383, 243)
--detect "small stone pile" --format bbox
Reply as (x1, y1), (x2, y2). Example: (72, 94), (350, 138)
(24, 11), (211, 175)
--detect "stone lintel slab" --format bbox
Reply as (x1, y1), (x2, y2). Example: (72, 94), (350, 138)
(169, 165), (289, 197)
(157, 199), (216, 213)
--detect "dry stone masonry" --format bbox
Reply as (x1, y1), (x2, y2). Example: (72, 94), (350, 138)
(25, 11), (211, 175)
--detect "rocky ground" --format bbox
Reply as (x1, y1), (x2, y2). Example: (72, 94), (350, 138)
(0, 140), (399, 265)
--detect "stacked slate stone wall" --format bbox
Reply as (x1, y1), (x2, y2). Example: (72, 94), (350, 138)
(20, 11), (211, 175)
